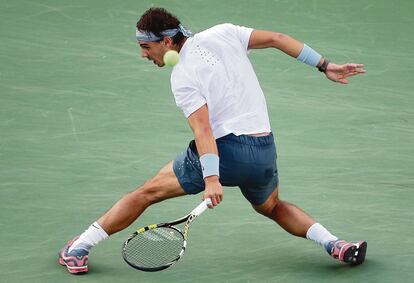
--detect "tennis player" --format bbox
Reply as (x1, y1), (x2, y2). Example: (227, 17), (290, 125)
(59, 7), (367, 274)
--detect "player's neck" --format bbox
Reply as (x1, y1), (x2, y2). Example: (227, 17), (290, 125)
(176, 37), (188, 53)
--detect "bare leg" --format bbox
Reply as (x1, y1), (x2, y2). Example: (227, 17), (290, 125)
(253, 187), (315, 237)
(97, 161), (186, 235)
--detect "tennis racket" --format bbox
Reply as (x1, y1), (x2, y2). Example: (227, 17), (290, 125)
(122, 198), (212, 272)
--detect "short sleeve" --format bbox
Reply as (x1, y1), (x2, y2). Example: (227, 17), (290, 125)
(233, 24), (254, 51)
(214, 23), (253, 52)
(171, 68), (206, 118)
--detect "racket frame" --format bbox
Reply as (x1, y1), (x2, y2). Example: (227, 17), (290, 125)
(122, 199), (210, 272)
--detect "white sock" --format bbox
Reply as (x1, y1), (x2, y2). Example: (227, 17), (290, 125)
(306, 223), (338, 249)
(68, 222), (109, 253)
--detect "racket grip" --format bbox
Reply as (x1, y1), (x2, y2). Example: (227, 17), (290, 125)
(191, 198), (212, 216)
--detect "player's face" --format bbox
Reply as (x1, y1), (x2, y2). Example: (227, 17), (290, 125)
(139, 40), (168, 67)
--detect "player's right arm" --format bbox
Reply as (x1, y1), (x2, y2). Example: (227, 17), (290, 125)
(187, 104), (223, 207)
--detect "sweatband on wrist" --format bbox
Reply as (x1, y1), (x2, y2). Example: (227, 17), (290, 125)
(318, 59), (330, 73)
(199, 153), (220, 179)
(296, 44), (322, 67)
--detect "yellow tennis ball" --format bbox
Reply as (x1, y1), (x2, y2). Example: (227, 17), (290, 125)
(163, 50), (180, 67)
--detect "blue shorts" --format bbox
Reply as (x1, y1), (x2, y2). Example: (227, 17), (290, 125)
(173, 133), (279, 205)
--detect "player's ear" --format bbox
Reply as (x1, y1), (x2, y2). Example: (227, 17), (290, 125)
(162, 37), (174, 48)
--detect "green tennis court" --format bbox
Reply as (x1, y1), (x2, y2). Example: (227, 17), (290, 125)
(1, 0), (413, 282)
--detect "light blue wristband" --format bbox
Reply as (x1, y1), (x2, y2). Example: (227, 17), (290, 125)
(199, 153), (220, 179)
(297, 44), (322, 67)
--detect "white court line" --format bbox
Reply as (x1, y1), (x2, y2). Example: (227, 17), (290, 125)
(67, 107), (79, 142)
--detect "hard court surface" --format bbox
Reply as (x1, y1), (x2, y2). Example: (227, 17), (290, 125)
(1, 0), (413, 282)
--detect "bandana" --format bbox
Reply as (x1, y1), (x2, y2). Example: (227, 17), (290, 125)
(136, 24), (193, 42)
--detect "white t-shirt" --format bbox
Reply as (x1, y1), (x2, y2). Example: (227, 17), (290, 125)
(171, 23), (271, 139)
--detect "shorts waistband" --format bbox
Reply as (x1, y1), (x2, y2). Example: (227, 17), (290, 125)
(217, 133), (274, 146)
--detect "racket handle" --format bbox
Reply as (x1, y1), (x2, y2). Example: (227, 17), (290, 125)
(191, 198), (212, 216)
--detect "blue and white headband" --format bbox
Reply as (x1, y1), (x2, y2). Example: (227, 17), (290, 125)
(136, 24), (193, 42)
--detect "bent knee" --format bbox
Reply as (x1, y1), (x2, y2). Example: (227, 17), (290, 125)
(254, 202), (280, 219)
(253, 190), (282, 218)
(128, 174), (185, 205)
(131, 180), (164, 205)
(253, 193), (281, 218)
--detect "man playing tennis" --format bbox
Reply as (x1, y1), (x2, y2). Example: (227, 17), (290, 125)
(59, 7), (367, 274)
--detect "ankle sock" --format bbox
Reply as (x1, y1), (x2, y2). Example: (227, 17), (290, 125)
(68, 221), (109, 253)
(306, 223), (338, 251)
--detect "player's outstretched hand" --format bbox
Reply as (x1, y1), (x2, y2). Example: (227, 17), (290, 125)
(325, 63), (366, 84)
(203, 176), (223, 208)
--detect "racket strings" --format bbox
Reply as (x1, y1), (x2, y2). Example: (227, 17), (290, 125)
(124, 227), (185, 269)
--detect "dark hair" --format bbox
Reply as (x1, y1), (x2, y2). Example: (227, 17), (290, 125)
(136, 7), (185, 44)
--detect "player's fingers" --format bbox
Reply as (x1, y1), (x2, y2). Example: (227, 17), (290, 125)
(215, 193), (222, 204)
(204, 194), (221, 207)
(353, 67), (366, 73)
(219, 193), (223, 202)
(203, 194), (213, 208)
(206, 199), (214, 208)
(345, 64), (364, 73)
(205, 197), (213, 208)
(344, 71), (362, 78)
(205, 194), (217, 206)
(211, 195), (219, 206)
(215, 193), (224, 205)
(347, 63), (364, 69)
(351, 63), (364, 68)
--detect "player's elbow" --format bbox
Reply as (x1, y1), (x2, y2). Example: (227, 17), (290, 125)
(271, 32), (288, 48)
(193, 125), (213, 139)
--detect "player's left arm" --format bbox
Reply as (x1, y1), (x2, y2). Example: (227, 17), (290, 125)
(248, 29), (366, 84)
(187, 104), (223, 207)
